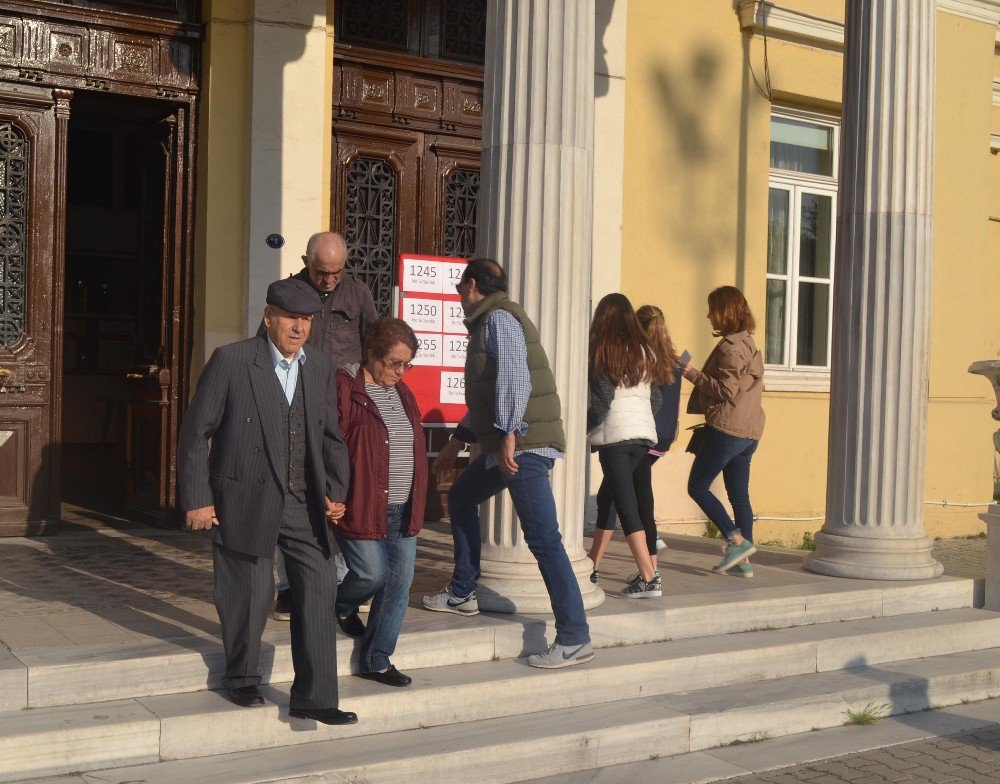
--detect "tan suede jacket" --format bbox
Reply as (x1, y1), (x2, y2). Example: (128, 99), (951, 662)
(686, 331), (765, 440)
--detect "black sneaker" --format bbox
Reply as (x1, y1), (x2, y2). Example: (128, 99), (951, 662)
(589, 570), (600, 584)
(620, 574), (662, 599)
(273, 589), (292, 621)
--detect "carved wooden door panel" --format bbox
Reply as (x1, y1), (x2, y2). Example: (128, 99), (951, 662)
(420, 134), (480, 257)
(124, 107), (186, 524)
(0, 85), (68, 534)
(331, 125), (420, 315)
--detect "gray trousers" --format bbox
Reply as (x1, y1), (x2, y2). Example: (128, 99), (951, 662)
(213, 497), (340, 709)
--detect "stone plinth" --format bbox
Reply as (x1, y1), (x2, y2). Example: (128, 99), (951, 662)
(969, 360), (1000, 610)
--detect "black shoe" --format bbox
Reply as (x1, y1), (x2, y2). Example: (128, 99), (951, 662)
(288, 706), (359, 725)
(356, 665), (412, 687)
(273, 589), (292, 621)
(589, 569), (600, 584)
(337, 612), (365, 637)
(224, 685), (265, 707)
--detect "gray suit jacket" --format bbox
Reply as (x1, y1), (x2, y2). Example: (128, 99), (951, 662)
(177, 335), (350, 557)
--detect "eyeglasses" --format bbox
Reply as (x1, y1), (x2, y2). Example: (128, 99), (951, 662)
(382, 358), (414, 372)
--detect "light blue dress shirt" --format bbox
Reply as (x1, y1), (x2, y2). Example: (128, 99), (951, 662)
(267, 338), (306, 404)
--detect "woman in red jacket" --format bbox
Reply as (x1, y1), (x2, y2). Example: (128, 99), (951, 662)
(333, 317), (428, 687)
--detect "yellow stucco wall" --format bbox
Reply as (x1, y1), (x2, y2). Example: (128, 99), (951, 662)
(620, 0), (999, 546)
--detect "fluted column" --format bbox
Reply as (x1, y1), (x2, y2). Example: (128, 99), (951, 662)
(805, 0), (942, 580)
(474, 0), (605, 612)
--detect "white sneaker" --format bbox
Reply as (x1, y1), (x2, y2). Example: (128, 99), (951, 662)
(528, 642), (595, 669)
(421, 585), (479, 616)
(655, 537), (668, 551)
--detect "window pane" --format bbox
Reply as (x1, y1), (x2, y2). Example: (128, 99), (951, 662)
(767, 189), (789, 275)
(799, 193), (832, 278)
(765, 278), (787, 365)
(796, 282), (830, 367)
(770, 117), (834, 175)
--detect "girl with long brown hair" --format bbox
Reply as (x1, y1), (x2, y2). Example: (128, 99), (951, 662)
(588, 305), (682, 583)
(682, 286), (765, 576)
(586, 293), (664, 598)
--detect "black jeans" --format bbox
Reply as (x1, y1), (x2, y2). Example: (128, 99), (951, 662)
(595, 443), (658, 553)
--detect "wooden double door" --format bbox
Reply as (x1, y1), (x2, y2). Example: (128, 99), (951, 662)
(0, 86), (193, 533)
(331, 123), (481, 314)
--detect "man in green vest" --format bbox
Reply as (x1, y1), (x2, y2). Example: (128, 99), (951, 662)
(423, 258), (594, 669)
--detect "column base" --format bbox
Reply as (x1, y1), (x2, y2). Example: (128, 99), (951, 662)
(477, 552), (605, 614)
(804, 530), (943, 580)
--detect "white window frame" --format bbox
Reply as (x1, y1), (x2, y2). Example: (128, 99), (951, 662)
(765, 108), (839, 392)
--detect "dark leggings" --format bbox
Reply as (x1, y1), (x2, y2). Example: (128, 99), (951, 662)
(595, 444), (658, 556)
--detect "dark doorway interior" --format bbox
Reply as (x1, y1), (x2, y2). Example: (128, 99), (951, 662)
(60, 92), (171, 518)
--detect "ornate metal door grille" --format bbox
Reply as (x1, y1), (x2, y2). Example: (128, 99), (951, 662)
(345, 156), (397, 314)
(0, 122), (28, 349)
(339, 0), (409, 50)
(443, 167), (479, 258)
(441, 0), (487, 64)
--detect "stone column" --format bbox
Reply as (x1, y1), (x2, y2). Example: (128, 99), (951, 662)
(474, 0), (605, 612)
(969, 361), (1000, 609)
(244, 0), (329, 335)
(805, 0), (942, 580)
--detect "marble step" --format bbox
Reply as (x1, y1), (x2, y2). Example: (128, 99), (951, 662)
(9, 575), (978, 710)
(18, 645), (1000, 784)
(3, 607), (999, 782)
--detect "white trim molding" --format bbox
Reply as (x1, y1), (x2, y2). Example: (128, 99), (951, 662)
(736, 1), (1000, 52)
(763, 370), (832, 393)
(991, 132), (1000, 154)
(735, 1), (844, 50)
(993, 77), (1000, 106)
(937, 0), (1000, 25)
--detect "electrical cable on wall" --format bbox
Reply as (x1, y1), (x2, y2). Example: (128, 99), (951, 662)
(749, 1), (774, 102)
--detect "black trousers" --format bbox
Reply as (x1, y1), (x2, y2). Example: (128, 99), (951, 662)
(595, 444), (659, 555)
(213, 497), (340, 709)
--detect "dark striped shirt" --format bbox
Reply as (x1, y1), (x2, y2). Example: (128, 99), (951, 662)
(365, 381), (415, 504)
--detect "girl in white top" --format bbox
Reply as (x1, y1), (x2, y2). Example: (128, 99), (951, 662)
(586, 293), (667, 598)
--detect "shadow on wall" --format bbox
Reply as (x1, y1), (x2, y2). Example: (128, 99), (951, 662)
(649, 47), (733, 307)
(594, 0), (616, 99)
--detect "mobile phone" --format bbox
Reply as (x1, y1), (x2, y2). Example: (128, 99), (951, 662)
(679, 349), (692, 365)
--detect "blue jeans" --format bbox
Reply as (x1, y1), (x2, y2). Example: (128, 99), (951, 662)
(334, 503), (416, 673)
(687, 426), (759, 542)
(448, 451), (590, 647)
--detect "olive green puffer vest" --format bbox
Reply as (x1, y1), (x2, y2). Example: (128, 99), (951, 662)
(463, 292), (566, 453)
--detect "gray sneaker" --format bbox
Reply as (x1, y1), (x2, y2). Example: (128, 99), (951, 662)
(528, 642), (595, 669)
(421, 585), (479, 616)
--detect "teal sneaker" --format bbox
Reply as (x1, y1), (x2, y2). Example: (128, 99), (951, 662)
(732, 563), (754, 578)
(714, 540), (757, 573)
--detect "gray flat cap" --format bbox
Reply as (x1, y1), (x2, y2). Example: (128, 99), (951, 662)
(265, 278), (323, 315)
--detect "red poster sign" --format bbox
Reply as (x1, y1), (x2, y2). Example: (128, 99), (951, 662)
(396, 254), (468, 424)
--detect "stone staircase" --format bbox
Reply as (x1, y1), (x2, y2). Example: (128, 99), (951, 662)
(2, 574), (997, 784)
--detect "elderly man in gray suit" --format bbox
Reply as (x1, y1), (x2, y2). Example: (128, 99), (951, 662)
(178, 277), (357, 725)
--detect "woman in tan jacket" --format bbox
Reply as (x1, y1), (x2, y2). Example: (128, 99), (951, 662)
(682, 286), (765, 576)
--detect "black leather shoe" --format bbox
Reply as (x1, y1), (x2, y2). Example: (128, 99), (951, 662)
(224, 685), (265, 707)
(288, 706), (359, 725)
(337, 612), (365, 637)
(356, 665), (412, 687)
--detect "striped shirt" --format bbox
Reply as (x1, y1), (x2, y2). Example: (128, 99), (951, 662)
(457, 309), (564, 469)
(365, 381), (415, 504)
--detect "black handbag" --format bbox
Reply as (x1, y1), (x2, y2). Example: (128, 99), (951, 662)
(685, 424), (708, 455)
